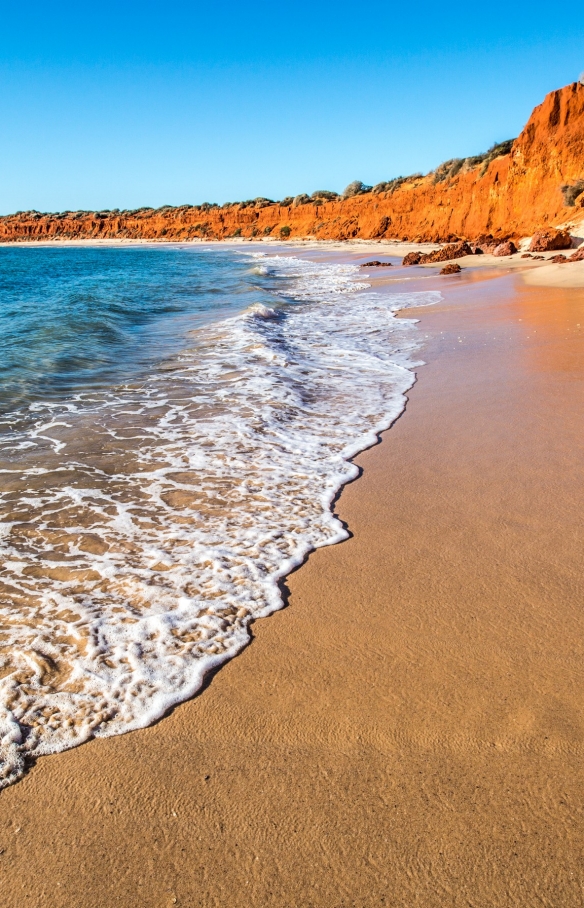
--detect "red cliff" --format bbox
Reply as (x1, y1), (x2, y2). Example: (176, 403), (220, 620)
(2, 82), (584, 245)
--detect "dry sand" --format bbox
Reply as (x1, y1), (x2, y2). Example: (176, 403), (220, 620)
(0, 265), (583, 907)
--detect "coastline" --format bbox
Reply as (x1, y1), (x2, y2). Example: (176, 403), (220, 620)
(1, 80), (584, 246)
(0, 248), (582, 904)
(3, 235), (584, 290)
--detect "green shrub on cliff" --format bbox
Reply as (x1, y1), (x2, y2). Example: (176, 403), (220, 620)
(433, 139), (516, 182)
(433, 158), (465, 183)
(487, 139), (514, 158)
(372, 175), (422, 194)
(342, 180), (372, 199)
(311, 190), (339, 201)
(280, 225), (291, 238)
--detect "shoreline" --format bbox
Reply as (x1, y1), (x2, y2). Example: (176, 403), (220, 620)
(3, 235), (584, 289)
(0, 245), (430, 789)
(0, 250), (583, 905)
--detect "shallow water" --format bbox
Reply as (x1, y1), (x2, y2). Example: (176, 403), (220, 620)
(0, 243), (439, 785)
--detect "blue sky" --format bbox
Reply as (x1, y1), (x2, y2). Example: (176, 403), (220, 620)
(0, 1), (582, 214)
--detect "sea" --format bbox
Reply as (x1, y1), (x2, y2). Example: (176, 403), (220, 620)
(0, 242), (439, 785)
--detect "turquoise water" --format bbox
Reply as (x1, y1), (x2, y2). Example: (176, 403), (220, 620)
(0, 244), (266, 411)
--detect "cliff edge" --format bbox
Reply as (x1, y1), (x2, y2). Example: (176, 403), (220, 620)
(2, 81), (584, 244)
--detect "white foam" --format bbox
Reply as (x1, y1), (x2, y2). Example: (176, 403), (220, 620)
(0, 253), (440, 786)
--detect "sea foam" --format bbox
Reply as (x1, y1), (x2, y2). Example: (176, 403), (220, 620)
(0, 252), (439, 785)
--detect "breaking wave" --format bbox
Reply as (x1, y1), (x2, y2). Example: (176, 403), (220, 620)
(0, 249), (439, 785)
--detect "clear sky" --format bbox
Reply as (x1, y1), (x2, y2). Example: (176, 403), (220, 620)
(1, 1), (582, 214)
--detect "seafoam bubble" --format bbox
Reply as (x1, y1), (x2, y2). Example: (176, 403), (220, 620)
(0, 252), (440, 785)
(248, 303), (279, 320)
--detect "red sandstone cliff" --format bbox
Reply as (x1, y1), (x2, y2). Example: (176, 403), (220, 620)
(2, 82), (584, 245)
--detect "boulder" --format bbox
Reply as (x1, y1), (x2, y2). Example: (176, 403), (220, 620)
(418, 241), (473, 264)
(521, 253), (533, 258)
(549, 254), (568, 263)
(492, 241), (518, 256)
(440, 262), (462, 274)
(529, 229), (572, 252)
(568, 246), (584, 261)
(360, 260), (393, 267)
(402, 251), (422, 266)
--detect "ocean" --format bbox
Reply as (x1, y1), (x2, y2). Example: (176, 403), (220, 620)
(0, 242), (439, 785)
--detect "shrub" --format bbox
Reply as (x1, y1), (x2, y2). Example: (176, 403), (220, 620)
(279, 197), (294, 207)
(263, 225), (273, 235)
(311, 190), (339, 201)
(293, 193), (311, 206)
(342, 180), (372, 198)
(232, 227), (242, 237)
(487, 139), (514, 158)
(433, 140), (515, 182)
(433, 158), (465, 184)
(372, 174), (423, 194)
(280, 225), (291, 238)
(561, 181), (584, 206)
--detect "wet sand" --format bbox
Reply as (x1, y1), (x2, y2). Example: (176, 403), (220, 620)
(0, 268), (583, 906)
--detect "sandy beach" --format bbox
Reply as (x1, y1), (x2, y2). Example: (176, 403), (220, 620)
(0, 253), (583, 907)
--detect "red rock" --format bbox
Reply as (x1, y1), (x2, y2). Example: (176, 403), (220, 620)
(549, 254), (568, 263)
(360, 260), (393, 267)
(521, 253), (533, 258)
(529, 228), (572, 252)
(568, 246), (584, 260)
(402, 252), (422, 266)
(418, 241), (473, 264)
(492, 241), (518, 256)
(440, 262), (462, 274)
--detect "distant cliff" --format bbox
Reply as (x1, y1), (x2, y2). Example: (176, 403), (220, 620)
(2, 82), (584, 244)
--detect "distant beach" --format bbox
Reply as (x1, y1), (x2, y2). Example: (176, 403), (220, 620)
(0, 242), (582, 906)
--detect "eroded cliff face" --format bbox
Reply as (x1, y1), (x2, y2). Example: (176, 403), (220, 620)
(2, 82), (584, 245)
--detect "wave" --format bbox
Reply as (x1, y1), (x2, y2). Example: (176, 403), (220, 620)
(0, 252), (440, 786)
